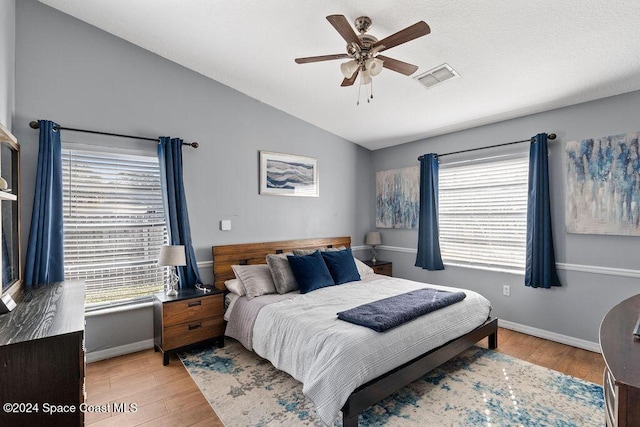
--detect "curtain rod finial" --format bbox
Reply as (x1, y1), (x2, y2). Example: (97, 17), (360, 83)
(191, 142), (199, 149)
(29, 120), (40, 129)
(548, 133), (556, 140)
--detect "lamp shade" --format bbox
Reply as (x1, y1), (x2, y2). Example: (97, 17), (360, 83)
(366, 57), (384, 76)
(340, 60), (359, 78)
(359, 69), (372, 85)
(158, 245), (186, 267)
(365, 232), (382, 246)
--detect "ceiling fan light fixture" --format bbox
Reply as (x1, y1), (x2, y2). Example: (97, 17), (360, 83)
(296, 15), (430, 92)
(340, 60), (359, 78)
(360, 69), (372, 85)
(366, 57), (384, 76)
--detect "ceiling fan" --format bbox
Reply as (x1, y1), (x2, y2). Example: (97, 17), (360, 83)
(295, 15), (430, 88)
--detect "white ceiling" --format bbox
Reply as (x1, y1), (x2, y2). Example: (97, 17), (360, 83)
(39, 0), (640, 150)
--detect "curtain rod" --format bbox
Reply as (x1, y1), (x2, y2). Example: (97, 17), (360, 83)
(418, 133), (556, 161)
(29, 121), (199, 148)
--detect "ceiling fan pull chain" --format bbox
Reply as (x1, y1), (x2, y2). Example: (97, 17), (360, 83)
(369, 78), (373, 103)
(357, 75), (362, 106)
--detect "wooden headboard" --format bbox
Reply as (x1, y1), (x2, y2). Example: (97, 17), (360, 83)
(211, 236), (351, 290)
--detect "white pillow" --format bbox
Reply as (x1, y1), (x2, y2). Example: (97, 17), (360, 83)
(224, 278), (245, 296)
(231, 264), (277, 299)
(354, 258), (374, 276)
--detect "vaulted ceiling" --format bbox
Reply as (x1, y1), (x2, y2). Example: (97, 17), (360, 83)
(40, 0), (640, 150)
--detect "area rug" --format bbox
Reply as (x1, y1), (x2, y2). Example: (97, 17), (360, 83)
(179, 340), (604, 426)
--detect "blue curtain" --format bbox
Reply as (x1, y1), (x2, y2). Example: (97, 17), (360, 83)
(158, 137), (202, 288)
(525, 133), (561, 288)
(415, 153), (445, 270)
(24, 120), (65, 286)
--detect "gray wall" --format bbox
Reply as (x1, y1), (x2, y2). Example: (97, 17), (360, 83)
(371, 90), (640, 345)
(0, 0), (15, 130)
(14, 0), (372, 354)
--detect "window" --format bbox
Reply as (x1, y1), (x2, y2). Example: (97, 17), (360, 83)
(62, 147), (168, 306)
(438, 154), (529, 273)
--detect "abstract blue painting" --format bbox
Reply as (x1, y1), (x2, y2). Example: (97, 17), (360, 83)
(565, 131), (640, 235)
(260, 151), (318, 197)
(376, 166), (419, 229)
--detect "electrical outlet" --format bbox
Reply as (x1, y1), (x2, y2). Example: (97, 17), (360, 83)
(502, 285), (511, 296)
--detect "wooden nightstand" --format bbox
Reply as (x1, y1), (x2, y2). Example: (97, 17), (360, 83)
(153, 288), (225, 365)
(363, 260), (393, 277)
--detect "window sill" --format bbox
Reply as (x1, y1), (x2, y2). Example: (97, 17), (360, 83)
(85, 299), (154, 317)
(443, 261), (524, 276)
(377, 245), (525, 275)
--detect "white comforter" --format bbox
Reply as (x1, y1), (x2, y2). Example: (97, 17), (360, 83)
(252, 275), (492, 425)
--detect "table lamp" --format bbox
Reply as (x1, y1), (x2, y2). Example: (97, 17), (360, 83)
(365, 232), (382, 263)
(159, 245), (186, 296)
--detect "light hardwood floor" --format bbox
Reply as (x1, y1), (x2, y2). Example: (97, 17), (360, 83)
(85, 328), (605, 426)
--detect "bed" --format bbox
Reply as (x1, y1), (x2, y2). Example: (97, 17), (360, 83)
(212, 236), (498, 427)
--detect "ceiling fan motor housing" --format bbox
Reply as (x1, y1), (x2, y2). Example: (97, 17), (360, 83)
(354, 16), (372, 33)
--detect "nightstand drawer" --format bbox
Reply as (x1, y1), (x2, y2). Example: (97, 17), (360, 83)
(163, 294), (223, 326)
(163, 316), (225, 350)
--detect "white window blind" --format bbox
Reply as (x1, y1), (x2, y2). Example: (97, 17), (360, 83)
(62, 148), (168, 306)
(438, 155), (529, 272)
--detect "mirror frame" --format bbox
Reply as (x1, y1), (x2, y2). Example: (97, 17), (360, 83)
(0, 129), (21, 300)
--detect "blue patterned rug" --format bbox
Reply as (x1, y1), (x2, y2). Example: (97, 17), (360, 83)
(180, 340), (604, 426)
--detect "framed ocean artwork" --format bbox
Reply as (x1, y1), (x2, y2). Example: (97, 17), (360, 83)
(564, 131), (640, 235)
(259, 151), (319, 197)
(376, 166), (420, 229)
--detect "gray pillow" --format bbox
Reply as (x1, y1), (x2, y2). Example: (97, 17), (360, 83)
(266, 253), (299, 294)
(231, 264), (277, 300)
(292, 246), (346, 256)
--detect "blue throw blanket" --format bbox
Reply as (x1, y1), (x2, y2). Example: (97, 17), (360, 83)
(337, 288), (466, 332)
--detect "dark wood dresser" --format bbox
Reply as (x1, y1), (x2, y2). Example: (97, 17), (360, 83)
(599, 294), (640, 427)
(0, 281), (85, 427)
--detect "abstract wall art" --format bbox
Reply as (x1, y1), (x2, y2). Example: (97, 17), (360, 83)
(376, 166), (420, 229)
(564, 131), (640, 235)
(259, 151), (319, 197)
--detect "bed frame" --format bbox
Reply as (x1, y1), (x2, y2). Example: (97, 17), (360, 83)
(212, 236), (498, 427)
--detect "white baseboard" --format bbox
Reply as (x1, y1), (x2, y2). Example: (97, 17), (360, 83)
(498, 319), (601, 353)
(86, 338), (155, 363)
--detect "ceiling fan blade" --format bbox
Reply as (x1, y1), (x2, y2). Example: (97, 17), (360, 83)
(326, 15), (361, 46)
(377, 55), (419, 76)
(341, 68), (359, 86)
(295, 54), (350, 64)
(372, 21), (430, 53)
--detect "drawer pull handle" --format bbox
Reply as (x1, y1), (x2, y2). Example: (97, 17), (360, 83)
(188, 301), (202, 307)
(188, 323), (202, 331)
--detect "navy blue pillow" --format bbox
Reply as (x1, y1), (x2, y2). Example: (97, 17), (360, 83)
(287, 250), (335, 294)
(321, 248), (361, 285)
